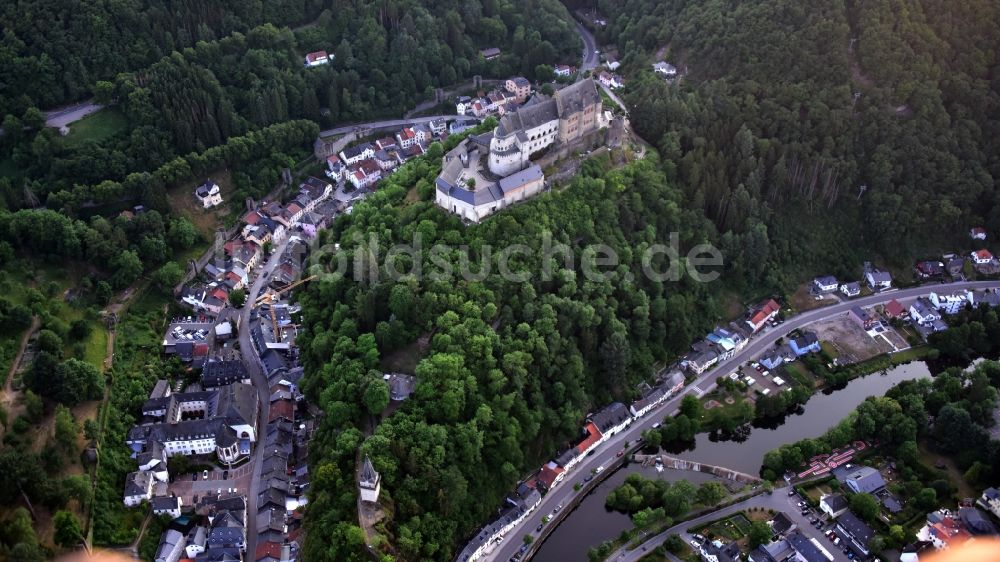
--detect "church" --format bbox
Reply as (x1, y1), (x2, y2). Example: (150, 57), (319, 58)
(435, 79), (606, 223)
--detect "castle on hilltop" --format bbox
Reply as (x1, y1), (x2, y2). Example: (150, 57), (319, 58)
(436, 78), (607, 223)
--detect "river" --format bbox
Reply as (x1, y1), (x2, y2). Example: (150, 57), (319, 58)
(533, 361), (931, 562)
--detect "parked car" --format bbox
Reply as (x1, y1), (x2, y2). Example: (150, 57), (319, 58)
(788, 489), (796, 496)
(536, 524), (543, 532)
(616, 451), (624, 457)
(203, 470), (209, 480)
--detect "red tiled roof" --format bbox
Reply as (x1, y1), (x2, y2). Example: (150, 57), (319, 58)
(537, 463), (564, 489)
(975, 249), (993, 260)
(326, 154), (340, 164)
(211, 287), (229, 301)
(574, 422), (603, 454)
(225, 271), (242, 283)
(255, 541), (283, 561)
(399, 128), (415, 140)
(268, 399), (295, 423)
(193, 343), (209, 357)
(885, 299), (905, 317)
(305, 51), (327, 63)
(244, 211), (262, 225)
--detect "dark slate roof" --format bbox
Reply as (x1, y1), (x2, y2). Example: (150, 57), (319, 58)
(771, 511), (795, 534)
(216, 383), (257, 427)
(152, 496), (181, 511)
(590, 402), (630, 433)
(360, 455), (380, 489)
(837, 511), (875, 545)
(823, 493), (849, 513)
(201, 360), (250, 388)
(124, 471), (153, 497)
(836, 465), (886, 493)
(959, 507), (999, 535)
(341, 142), (373, 160)
(496, 98), (558, 137)
(787, 532), (827, 562)
(793, 332), (819, 348)
(438, 181), (505, 206)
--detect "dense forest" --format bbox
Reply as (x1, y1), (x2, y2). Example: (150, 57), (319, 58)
(0, 0), (578, 209)
(572, 0), (1000, 290)
(297, 145), (723, 560)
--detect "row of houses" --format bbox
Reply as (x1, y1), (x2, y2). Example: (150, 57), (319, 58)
(151, 494), (254, 562)
(683, 327), (750, 375)
(456, 76), (534, 120)
(325, 122), (447, 190)
(455, 371), (686, 562)
(181, 177), (336, 315)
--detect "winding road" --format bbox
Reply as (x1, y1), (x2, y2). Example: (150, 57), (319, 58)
(481, 280), (1000, 562)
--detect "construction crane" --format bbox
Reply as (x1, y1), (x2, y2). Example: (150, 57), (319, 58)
(254, 274), (318, 307)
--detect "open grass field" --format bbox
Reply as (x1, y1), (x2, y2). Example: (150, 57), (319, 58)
(167, 169), (234, 242)
(62, 108), (128, 148)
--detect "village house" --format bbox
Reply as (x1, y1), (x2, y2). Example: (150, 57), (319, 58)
(865, 268), (893, 290)
(971, 248), (995, 265)
(915, 260), (945, 278)
(304, 51), (329, 68)
(840, 281), (861, 297)
(554, 64), (575, 77)
(789, 331), (821, 356)
(835, 464), (886, 494)
(597, 71), (624, 89)
(812, 275), (838, 294)
(304, 51), (330, 67)
(480, 47), (501, 60)
(195, 180), (224, 208)
(980, 488), (1000, 519)
(686, 348), (719, 375)
(836, 511), (875, 556)
(820, 494), (849, 518)
(909, 297), (942, 327)
(455, 95), (473, 115)
(929, 290), (973, 314)
(589, 402), (631, 440)
(339, 142), (375, 165)
(152, 496), (183, 519)
(745, 299), (781, 332)
(884, 299), (907, 320)
(154, 529), (186, 562)
(970, 227), (988, 240)
(349, 159), (382, 190)
(849, 306), (878, 330)
(123, 470), (155, 506)
(504, 76), (532, 104)
(396, 127), (417, 149)
(652, 61), (678, 77)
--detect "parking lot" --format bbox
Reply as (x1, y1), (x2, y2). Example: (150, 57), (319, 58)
(727, 362), (789, 398)
(167, 462), (253, 506)
(783, 490), (870, 562)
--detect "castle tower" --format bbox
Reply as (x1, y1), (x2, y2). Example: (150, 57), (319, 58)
(359, 455), (381, 503)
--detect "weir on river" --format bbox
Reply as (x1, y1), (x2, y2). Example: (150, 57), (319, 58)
(633, 453), (762, 484)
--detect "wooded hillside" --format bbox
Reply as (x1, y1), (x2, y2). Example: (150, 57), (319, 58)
(581, 0), (1000, 288)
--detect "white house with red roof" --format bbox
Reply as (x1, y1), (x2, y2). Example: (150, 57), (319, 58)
(396, 127), (417, 149)
(746, 299), (781, 332)
(970, 227), (987, 240)
(972, 249), (995, 265)
(304, 51), (330, 67)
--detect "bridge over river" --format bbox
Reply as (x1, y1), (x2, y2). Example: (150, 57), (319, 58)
(633, 454), (763, 484)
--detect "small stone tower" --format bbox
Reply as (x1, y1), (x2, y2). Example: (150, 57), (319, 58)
(359, 455), (381, 504)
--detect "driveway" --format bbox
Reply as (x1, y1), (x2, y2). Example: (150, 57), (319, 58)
(45, 101), (104, 128)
